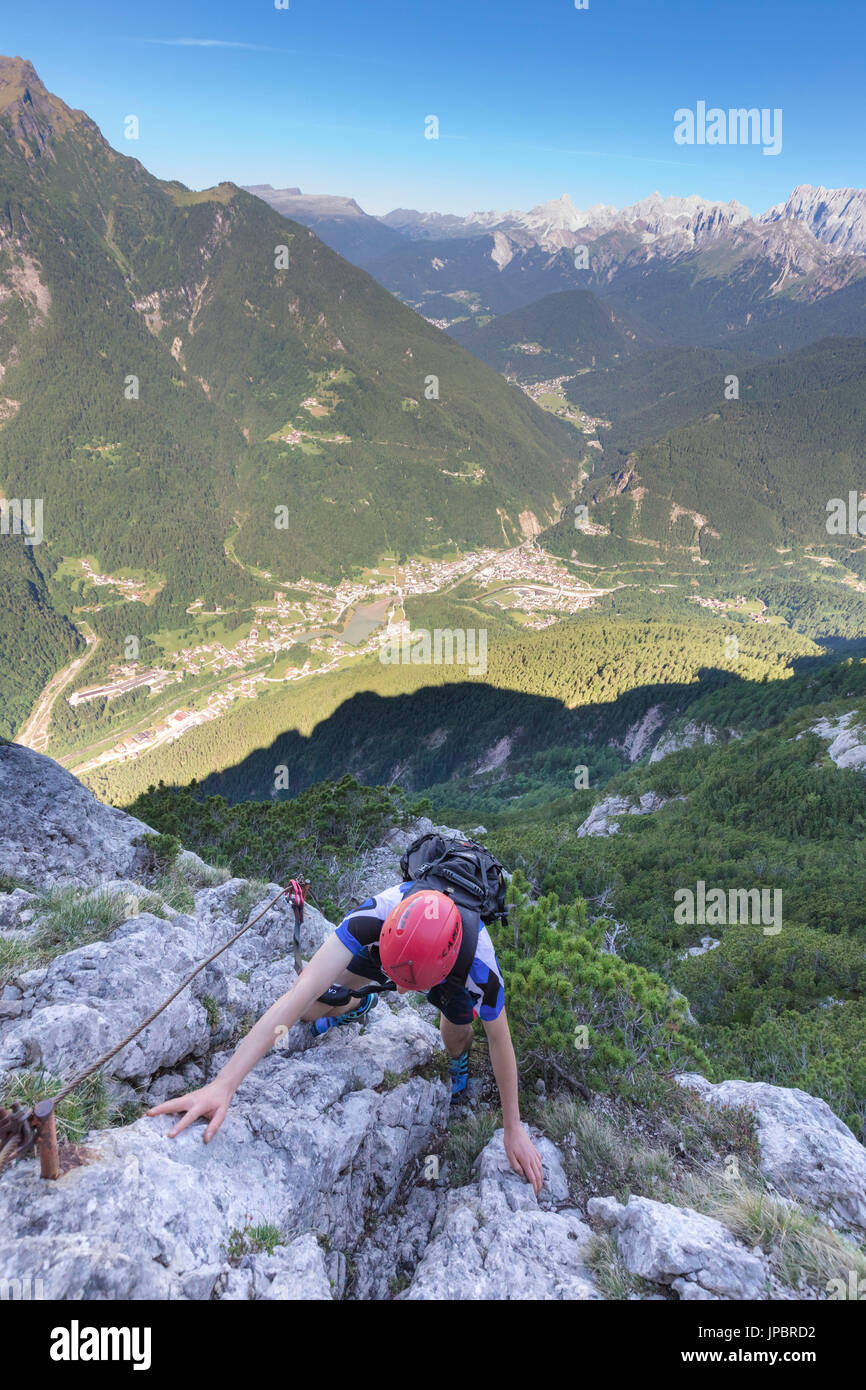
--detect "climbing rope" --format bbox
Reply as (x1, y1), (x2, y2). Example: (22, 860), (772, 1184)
(0, 883), (293, 1175)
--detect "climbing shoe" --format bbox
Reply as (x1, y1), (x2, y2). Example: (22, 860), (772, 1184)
(448, 1048), (470, 1103)
(310, 991), (377, 1038)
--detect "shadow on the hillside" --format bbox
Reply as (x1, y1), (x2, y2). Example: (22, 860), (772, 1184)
(191, 649), (866, 805)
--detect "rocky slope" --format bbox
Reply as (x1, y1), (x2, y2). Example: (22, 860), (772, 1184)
(1, 743), (864, 1300)
(810, 712), (866, 771)
(761, 186), (866, 258)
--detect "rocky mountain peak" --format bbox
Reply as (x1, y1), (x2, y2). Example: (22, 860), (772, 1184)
(621, 191), (752, 234)
(0, 55), (45, 105)
(526, 192), (581, 225)
(0, 53), (85, 148)
(761, 183), (866, 257)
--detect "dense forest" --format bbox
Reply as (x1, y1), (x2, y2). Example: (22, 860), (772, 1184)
(489, 698), (866, 1136)
(449, 288), (643, 379)
(0, 536), (82, 738)
(548, 336), (866, 570)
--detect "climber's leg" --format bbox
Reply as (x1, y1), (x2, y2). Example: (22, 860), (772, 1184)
(439, 1018), (472, 1101)
(299, 945), (387, 1023)
(429, 988), (474, 1102)
(308, 990), (378, 1037)
(438, 1015), (473, 1059)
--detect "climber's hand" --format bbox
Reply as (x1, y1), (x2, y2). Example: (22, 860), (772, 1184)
(146, 1080), (233, 1143)
(504, 1126), (544, 1195)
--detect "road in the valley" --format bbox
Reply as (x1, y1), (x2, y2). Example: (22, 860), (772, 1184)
(16, 623), (99, 753)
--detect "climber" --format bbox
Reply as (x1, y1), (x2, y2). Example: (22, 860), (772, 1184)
(147, 883), (544, 1194)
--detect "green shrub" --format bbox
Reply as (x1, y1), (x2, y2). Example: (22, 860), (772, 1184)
(585, 1232), (658, 1300)
(126, 774), (423, 920)
(0, 938), (32, 990)
(0, 874), (32, 894)
(445, 1110), (499, 1187)
(703, 1005), (866, 1138)
(202, 994), (220, 1029)
(231, 880), (269, 924)
(135, 832), (182, 875)
(148, 874), (194, 915)
(0, 1069), (110, 1142)
(490, 872), (709, 1097)
(224, 1221), (283, 1262)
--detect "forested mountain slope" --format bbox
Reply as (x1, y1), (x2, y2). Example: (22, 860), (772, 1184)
(0, 56), (580, 727)
(449, 289), (645, 378)
(541, 336), (866, 572)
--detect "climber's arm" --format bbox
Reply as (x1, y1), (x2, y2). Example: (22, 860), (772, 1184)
(483, 1010), (544, 1195)
(147, 933), (353, 1141)
(217, 932), (354, 1092)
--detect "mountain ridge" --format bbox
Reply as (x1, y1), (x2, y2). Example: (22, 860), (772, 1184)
(249, 174), (866, 345)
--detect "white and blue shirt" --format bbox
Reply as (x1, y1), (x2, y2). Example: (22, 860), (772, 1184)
(335, 882), (506, 1021)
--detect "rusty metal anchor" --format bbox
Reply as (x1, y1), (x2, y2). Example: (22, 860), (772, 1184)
(0, 1099), (60, 1179)
(0, 1103), (35, 1171)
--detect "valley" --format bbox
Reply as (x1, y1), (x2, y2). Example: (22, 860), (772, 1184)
(15, 622), (99, 754)
(20, 538), (610, 778)
(25, 500), (865, 799)
(4, 56), (866, 799)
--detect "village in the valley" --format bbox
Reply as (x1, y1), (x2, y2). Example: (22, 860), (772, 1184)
(62, 541), (610, 775)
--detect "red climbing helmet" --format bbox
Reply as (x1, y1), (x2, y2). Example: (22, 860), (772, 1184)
(379, 890), (463, 991)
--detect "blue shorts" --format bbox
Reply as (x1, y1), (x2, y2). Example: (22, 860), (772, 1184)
(347, 947), (477, 1026)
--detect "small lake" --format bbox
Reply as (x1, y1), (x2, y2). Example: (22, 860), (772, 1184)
(303, 597), (392, 647)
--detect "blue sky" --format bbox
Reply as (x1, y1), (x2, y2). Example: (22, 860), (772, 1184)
(5, 0), (864, 215)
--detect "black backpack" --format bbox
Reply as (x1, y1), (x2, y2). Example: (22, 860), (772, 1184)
(399, 833), (508, 925)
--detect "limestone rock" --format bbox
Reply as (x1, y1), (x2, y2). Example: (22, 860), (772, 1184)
(649, 722), (731, 764)
(214, 1235), (333, 1301)
(577, 790), (670, 838)
(0, 881), (333, 1086)
(588, 1193), (767, 1299)
(0, 743), (153, 887)
(352, 1185), (440, 1300)
(0, 1001), (448, 1300)
(403, 1130), (601, 1300)
(811, 713), (866, 772)
(0, 888), (36, 932)
(616, 705), (667, 762)
(676, 1074), (866, 1233)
